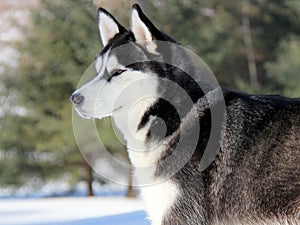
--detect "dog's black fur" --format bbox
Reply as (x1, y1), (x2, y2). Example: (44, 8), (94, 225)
(131, 5), (300, 224)
(162, 90), (300, 224)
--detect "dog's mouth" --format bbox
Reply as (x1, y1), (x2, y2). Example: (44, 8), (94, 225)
(73, 104), (123, 120)
(73, 107), (91, 119)
(111, 106), (122, 114)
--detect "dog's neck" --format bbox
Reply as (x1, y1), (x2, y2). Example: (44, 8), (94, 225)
(112, 97), (181, 168)
(112, 88), (223, 170)
(112, 97), (156, 149)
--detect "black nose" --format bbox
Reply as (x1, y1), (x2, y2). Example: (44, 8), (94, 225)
(70, 93), (84, 105)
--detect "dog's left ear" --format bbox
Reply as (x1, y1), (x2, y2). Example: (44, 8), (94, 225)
(130, 4), (159, 54)
(98, 8), (127, 47)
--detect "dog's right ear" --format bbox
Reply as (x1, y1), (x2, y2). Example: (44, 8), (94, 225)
(130, 4), (160, 54)
(98, 8), (127, 47)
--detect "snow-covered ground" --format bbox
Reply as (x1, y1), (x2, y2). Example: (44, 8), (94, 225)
(0, 197), (150, 225)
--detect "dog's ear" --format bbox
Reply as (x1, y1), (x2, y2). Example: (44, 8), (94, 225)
(98, 8), (127, 47)
(130, 4), (159, 54)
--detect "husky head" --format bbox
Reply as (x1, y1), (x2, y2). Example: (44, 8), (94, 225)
(72, 5), (162, 117)
(71, 4), (207, 143)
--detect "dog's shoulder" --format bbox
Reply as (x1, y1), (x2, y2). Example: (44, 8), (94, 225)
(222, 88), (300, 117)
(220, 88), (300, 148)
(223, 88), (300, 107)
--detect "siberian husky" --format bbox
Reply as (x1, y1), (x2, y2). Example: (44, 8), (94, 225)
(70, 4), (300, 225)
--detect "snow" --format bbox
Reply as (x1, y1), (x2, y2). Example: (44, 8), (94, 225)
(0, 181), (128, 199)
(0, 197), (150, 225)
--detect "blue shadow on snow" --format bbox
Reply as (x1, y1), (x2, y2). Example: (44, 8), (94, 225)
(39, 211), (150, 225)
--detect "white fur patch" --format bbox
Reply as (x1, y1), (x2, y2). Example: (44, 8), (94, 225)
(127, 140), (164, 168)
(106, 55), (126, 75)
(141, 180), (179, 225)
(95, 56), (102, 73)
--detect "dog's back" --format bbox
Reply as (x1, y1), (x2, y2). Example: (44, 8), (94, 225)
(164, 90), (300, 225)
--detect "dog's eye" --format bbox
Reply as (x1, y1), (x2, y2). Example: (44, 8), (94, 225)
(111, 69), (125, 77)
(107, 69), (126, 82)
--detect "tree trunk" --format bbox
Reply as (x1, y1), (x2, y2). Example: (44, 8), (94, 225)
(86, 162), (94, 197)
(83, 155), (95, 197)
(125, 150), (136, 198)
(242, 0), (258, 89)
(126, 163), (136, 198)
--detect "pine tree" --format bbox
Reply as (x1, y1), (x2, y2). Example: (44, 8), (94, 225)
(142, 0), (300, 93)
(266, 36), (300, 97)
(0, 0), (125, 195)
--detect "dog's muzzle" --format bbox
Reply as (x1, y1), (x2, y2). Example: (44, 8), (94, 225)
(70, 92), (84, 105)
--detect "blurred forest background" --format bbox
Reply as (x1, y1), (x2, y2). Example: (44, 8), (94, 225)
(0, 0), (299, 197)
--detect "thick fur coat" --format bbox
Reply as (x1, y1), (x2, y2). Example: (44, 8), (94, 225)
(71, 4), (300, 225)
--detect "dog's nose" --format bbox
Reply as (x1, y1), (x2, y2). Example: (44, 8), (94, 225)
(70, 93), (84, 105)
